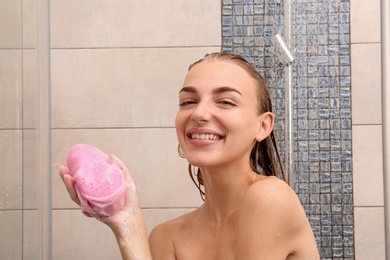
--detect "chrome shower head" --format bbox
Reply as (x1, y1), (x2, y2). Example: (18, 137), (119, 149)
(272, 34), (294, 66)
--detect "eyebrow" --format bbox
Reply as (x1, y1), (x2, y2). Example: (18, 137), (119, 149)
(179, 86), (197, 94)
(212, 86), (242, 96)
(179, 86), (242, 96)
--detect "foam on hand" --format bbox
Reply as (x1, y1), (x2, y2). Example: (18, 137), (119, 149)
(66, 144), (126, 218)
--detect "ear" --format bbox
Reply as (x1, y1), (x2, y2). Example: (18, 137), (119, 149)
(255, 112), (275, 142)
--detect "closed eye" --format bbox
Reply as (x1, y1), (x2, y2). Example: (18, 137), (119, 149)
(217, 100), (237, 106)
(179, 100), (197, 106)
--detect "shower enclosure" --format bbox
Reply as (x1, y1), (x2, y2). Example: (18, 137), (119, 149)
(0, 0), (51, 259)
(1, 0), (358, 259)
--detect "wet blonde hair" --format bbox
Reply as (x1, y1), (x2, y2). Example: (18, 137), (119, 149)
(187, 52), (287, 200)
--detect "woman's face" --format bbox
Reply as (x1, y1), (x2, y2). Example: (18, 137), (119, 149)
(175, 60), (268, 169)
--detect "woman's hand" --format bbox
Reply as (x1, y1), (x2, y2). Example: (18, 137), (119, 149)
(94, 155), (143, 228)
(58, 155), (152, 259)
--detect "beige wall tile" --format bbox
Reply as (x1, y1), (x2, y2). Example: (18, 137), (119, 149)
(22, 0), (37, 48)
(52, 128), (203, 209)
(52, 209), (121, 260)
(350, 0), (381, 43)
(23, 210), (40, 260)
(22, 50), (38, 129)
(0, 210), (22, 259)
(0, 0), (21, 48)
(23, 130), (38, 209)
(352, 125), (383, 206)
(354, 207), (386, 260)
(0, 50), (22, 129)
(0, 130), (22, 209)
(51, 47), (220, 128)
(51, 0), (221, 48)
(351, 43), (382, 125)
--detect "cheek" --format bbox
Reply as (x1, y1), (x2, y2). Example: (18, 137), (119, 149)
(175, 112), (186, 139)
(175, 111), (185, 128)
(231, 112), (260, 139)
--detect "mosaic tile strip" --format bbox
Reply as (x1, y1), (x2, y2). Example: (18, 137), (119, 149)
(221, 0), (353, 259)
(222, 0), (288, 169)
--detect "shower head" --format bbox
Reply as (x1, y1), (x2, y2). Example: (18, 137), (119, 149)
(272, 34), (294, 66)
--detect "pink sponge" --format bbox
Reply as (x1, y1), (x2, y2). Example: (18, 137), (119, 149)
(66, 144), (126, 218)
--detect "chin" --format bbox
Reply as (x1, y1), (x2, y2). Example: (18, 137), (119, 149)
(185, 156), (212, 168)
(186, 157), (222, 169)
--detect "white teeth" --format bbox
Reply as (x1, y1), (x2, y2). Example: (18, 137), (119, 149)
(191, 133), (220, 140)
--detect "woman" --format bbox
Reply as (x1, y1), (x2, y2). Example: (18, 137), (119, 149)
(59, 52), (320, 259)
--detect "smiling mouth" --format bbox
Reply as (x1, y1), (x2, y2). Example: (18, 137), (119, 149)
(190, 133), (221, 141)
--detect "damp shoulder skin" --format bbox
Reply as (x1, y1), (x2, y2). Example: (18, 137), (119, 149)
(66, 144), (127, 218)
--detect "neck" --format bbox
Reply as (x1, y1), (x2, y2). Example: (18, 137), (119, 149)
(199, 162), (258, 223)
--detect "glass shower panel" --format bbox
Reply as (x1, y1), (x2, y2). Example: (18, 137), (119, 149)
(0, 0), (51, 259)
(0, 1), (24, 258)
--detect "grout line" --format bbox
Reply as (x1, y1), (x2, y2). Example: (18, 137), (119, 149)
(353, 205), (386, 208)
(351, 123), (383, 126)
(50, 45), (222, 50)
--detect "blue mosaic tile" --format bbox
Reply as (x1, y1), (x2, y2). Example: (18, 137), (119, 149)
(233, 5), (243, 15)
(221, 0), (353, 258)
(233, 16), (243, 26)
(222, 27), (233, 37)
(244, 4), (254, 15)
(222, 16), (232, 26)
(340, 55), (350, 65)
(341, 2), (350, 12)
(222, 6), (233, 15)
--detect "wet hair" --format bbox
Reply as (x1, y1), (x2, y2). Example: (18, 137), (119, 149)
(187, 52), (287, 200)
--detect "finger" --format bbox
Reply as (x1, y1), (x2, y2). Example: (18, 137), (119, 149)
(108, 154), (140, 207)
(63, 174), (81, 206)
(58, 164), (81, 206)
(108, 154), (135, 184)
(58, 164), (70, 181)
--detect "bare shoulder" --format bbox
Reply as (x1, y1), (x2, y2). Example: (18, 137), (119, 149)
(237, 176), (320, 259)
(244, 176), (298, 208)
(149, 220), (175, 259)
(149, 210), (195, 260)
(240, 176), (305, 236)
(149, 215), (183, 260)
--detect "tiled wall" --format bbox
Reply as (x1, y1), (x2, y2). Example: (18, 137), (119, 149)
(49, 0), (220, 259)
(351, 0), (386, 258)
(292, 1), (354, 259)
(0, 0), (40, 259)
(1, 0), (387, 259)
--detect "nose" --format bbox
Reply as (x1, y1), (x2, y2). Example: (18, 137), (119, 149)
(191, 100), (212, 124)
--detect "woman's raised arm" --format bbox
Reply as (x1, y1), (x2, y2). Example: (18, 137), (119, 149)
(58, 155), (152, 260)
